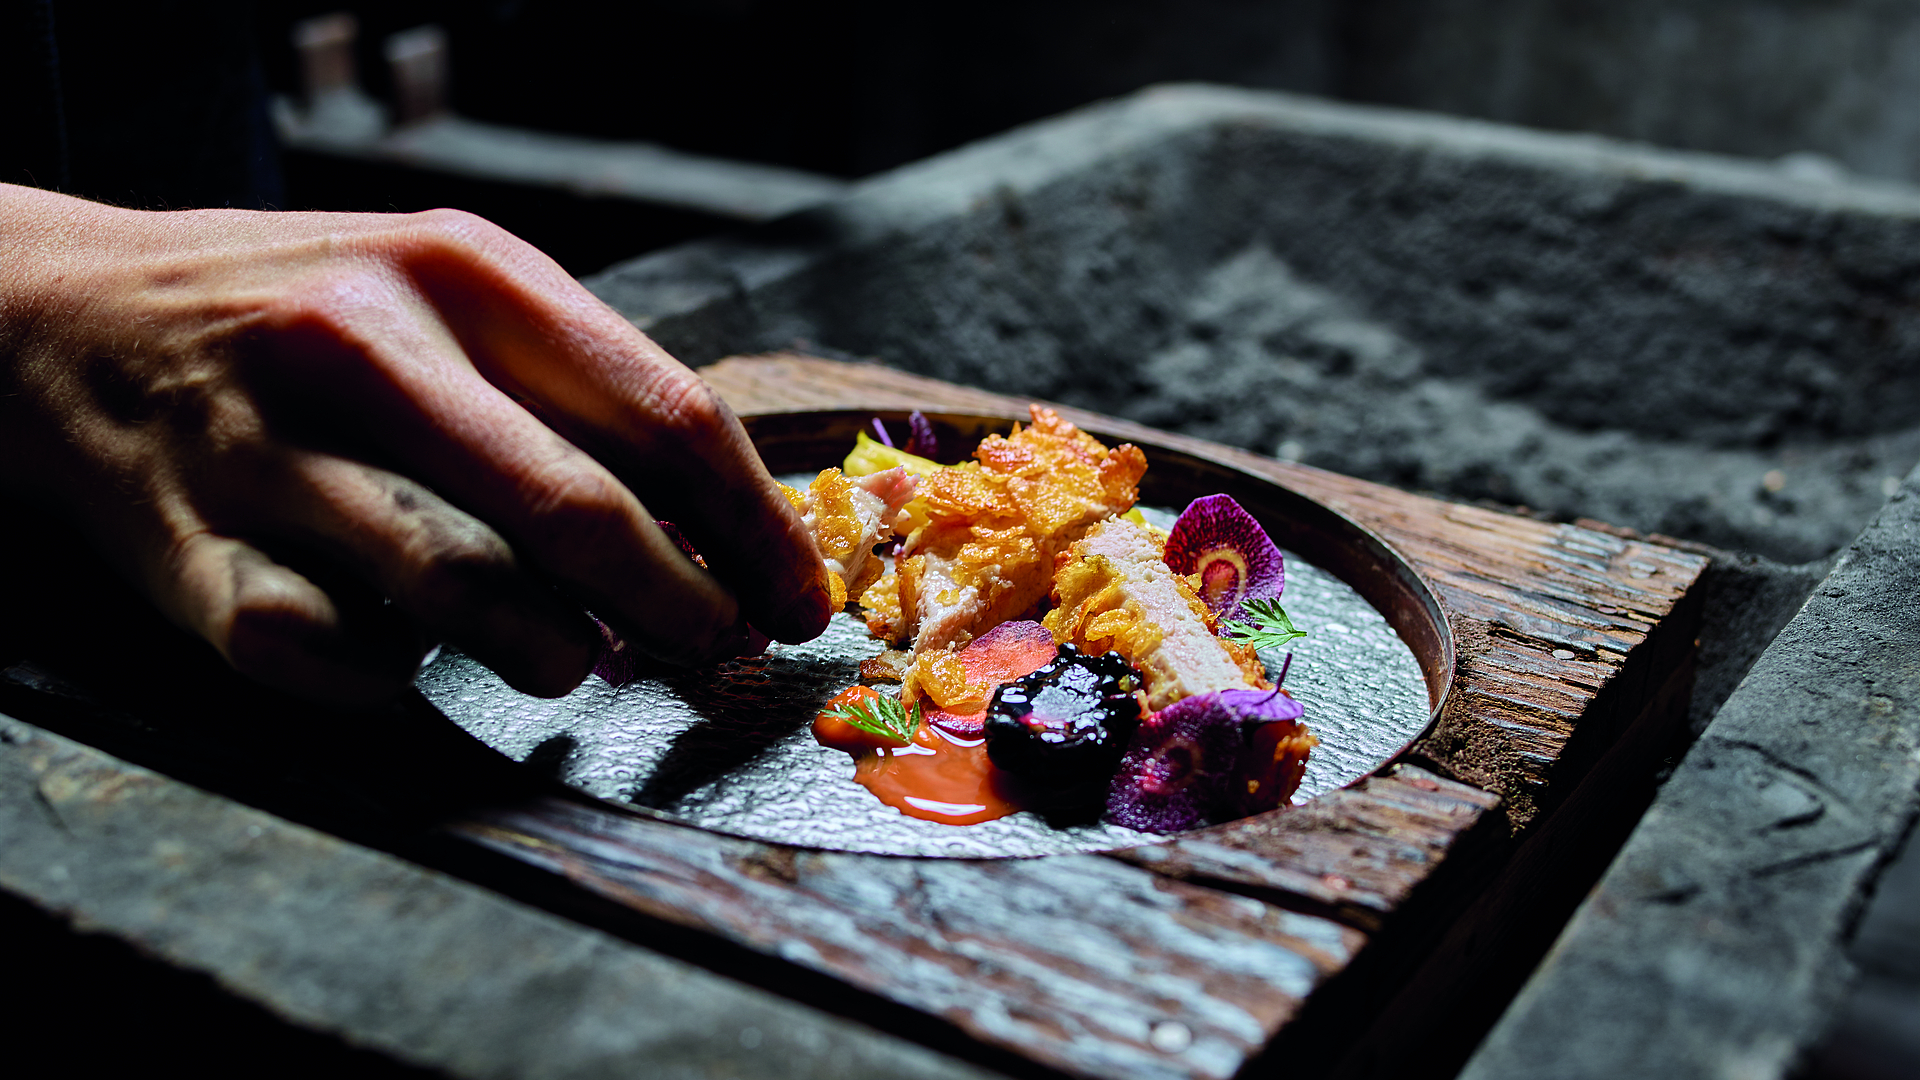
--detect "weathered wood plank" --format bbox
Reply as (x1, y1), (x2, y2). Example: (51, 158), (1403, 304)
(454, 798), (1366, 1080)
(1107, 765), (1503, 931)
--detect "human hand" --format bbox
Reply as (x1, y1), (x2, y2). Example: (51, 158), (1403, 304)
(0, 184), (830, 702)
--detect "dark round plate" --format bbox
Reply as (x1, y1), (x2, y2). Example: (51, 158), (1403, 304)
(417, 411), (1452, 857)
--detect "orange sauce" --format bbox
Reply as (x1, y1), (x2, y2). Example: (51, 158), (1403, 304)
(813, 686), (1024, 825)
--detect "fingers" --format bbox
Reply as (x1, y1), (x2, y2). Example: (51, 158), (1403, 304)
(6, 197), (825, 707)
(375, 377), (755, 665)
(248, 294), (753, 663)
(385, 213), (831, 643)
(264, 454), (598, 697)
(567, 367), (834, 646)
(166, 530), (426, 703)
(245, 243), (807, 663)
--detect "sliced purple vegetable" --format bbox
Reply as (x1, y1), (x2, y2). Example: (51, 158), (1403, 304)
(871, 416), (895, 448)
(590, 617), (642, 687)
(589, 519), (766, 686)
(656, 520), (704, 566)
(1162, 494), (1284, 621)
(1104, 688), (1309, 832)
(904, 410), (938, 459)
(1103, 692), (1244, 833)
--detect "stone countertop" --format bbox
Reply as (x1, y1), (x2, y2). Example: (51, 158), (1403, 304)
(0, 714), (994, 1080)
(1460, 466), (1920, 1080)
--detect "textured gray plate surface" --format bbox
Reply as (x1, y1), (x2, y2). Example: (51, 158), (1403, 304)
(417, 504), (1429, 857)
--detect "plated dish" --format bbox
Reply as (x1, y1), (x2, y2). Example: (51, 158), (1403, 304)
(416, 409), (1448, 858)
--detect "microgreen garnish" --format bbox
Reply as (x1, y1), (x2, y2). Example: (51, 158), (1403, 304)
(1225, 598), (1308, 650)
(821, 692), (922, 744)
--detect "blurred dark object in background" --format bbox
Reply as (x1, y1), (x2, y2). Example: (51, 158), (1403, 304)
(256, 0), (1342, 181)
(258, 1), (1920, 184)
(2, 0), (282, 210)
(16, 2), (1920, 274)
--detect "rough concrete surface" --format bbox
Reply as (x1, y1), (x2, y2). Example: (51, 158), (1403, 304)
(1805, 804), (1920, 1079)
(1457, 465), (1920, 1080)
(1344, 0), (1920, 186)
(592, 84), (1920, 567)
(0, 715), (992, 1080)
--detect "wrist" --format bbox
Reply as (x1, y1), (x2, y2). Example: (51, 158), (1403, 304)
(0, 183), (125, 347)
(0, 185), (132, 490)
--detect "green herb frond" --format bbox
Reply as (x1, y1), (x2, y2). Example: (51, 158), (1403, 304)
(1224, 598), (1308, 650)
(821, 692), (921, 744)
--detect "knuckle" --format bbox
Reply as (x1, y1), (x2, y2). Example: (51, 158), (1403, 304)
(522, 465), (635, 551)
(404, 208), (516, 262)
(221, 573), (331, 674)
(411, 206), (492, 237)
(406, 526), (516, 617)
(259, 267), (390, 337)
(634, 370), (730, 444)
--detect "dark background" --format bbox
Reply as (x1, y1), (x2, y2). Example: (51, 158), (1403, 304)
(245, 1), (1920, 273)
(254, 0), (1339, 180)
(17, 2), (1920, 273)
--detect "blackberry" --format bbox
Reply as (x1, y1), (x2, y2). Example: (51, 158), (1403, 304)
(984, 645), (1142, 786)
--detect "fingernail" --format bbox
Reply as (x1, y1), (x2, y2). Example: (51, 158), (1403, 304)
(721, 623), (770, 658)
(765, 578), (833, 643)
(680, 615), (765, 665)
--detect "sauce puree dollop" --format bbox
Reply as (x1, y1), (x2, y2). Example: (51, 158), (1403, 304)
(812, 686), (1023, 825)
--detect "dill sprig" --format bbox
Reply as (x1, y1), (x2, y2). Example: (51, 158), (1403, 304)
(1224, 597), (1308, 651)
(820, 692), (922, 744)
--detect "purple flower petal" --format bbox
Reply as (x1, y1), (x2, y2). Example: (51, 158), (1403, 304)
(1104, 692), (1244, 833)
(1163, 495), (1285, 620)
(1104, 688), (1310, 832)
(904, 410), (938, 459)
(1215, 687), (1306, 725)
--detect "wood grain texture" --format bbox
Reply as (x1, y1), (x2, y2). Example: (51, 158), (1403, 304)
(448, 355), (1706, 1080)
(456, 798), (1365, 1080)
(1110, 764), (1502, 933)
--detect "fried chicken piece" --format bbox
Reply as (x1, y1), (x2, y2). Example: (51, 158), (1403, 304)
(781, 466), (918, 608)
(873, 406), (1147, 654)
(1044, 517), (1270, 712)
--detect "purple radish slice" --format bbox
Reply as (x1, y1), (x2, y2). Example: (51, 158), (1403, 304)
(1163, 494), (1285, 622)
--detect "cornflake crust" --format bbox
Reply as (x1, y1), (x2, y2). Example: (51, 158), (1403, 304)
(870, 406), (1147, 666)
(1045, 517), (1271, 711)
(782, 466), (919, 608)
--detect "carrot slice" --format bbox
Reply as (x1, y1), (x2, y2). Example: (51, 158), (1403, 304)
(923, 620), (1059, 736)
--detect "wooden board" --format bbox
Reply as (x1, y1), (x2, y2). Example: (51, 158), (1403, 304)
(450, 355), (1710, 1080)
